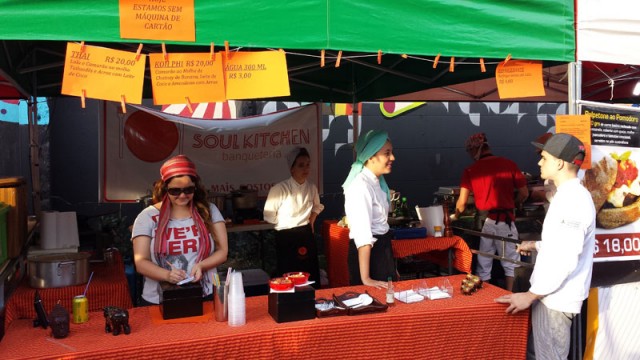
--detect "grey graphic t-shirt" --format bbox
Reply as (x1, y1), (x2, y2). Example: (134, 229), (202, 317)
(132, 204), (223, 304)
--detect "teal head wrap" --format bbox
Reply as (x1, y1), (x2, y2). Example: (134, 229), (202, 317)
(341, 130), (391, 200)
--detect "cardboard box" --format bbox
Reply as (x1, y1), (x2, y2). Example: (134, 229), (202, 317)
(0, 203), (9, 264)
(0, 177), (27, 258)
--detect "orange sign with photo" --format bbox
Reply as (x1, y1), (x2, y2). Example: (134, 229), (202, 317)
(556, 114), (592, 169)
(224, 51), (290, 100)
(496, 60), (545, 99)
(149, 52), (226, 105)
(61, 42), (146, 104)
(119, 0), (195, 41)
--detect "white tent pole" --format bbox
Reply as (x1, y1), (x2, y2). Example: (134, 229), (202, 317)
(568, 61), (581, 115)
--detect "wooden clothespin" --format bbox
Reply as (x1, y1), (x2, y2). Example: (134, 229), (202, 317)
(224, 41), (230, 60)
(320, 50), (325, 68)
(449, 57), (455, 72)
(335, 50), (343, 68)
(401, 54), (408, 59)
(210, 42), (215, 61)
(504, 54), (511, 65)
(480, 58), (486, 73)
(80, 89), (86, 109)
(120, 95), (127, 114)
(377, 50), (382, 65)
(185, 97), (194, 114)
(162, 43), (168, 61)
(433, 53), (441, 68)
(135, 44), (144, 61)
(80, 41), (86, 53)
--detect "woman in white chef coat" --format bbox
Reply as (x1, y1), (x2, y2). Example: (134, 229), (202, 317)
(342, 130), (397, 288)
(264, 147), (324, 288)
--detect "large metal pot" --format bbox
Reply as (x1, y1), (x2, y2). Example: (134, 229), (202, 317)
(231, 186), (258, 210)
(28, 252), (91, 288)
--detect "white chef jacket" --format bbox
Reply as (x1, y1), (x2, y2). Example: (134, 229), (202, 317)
(529, 178), (596, 313)
(344, 167), (390, 249)
(263, 177), (324, 231)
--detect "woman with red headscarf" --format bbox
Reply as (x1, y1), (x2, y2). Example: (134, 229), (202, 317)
(131, 155), (228, 305)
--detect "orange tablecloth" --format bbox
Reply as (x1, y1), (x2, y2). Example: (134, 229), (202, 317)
(3, 253), (133, 330)
(323, 220), (472, 287)
(0, 275), (528, 360)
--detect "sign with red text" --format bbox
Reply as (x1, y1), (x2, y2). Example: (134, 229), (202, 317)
(495, 60), (545, 99)
(149, 52), (226, 105)
(119, 0), (195, 41)
(61, 42), (146, 104)
(581, 104), (640, 263)
(101, 103), (320, 202)
(224, 51), (290, 99)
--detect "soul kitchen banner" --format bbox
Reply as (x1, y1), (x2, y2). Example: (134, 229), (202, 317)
(581, 103), (640, 263)
(100, 102), (320, 202)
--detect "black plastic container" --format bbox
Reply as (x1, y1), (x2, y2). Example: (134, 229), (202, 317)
(268, 285), (316, 323)
(159, 282), (203, 320)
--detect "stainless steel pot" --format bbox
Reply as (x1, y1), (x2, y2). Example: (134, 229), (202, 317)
(28, 252), (91, 288)
(231, 186), (258, 210)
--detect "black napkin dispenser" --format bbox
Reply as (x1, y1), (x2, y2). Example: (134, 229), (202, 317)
(268, 285), (316, 323)
(159, 282), (203, 320)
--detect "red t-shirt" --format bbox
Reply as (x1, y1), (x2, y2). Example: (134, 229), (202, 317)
(460, 155), (527, 220)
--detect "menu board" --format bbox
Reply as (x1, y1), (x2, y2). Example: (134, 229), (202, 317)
(581, 105), (640, 262)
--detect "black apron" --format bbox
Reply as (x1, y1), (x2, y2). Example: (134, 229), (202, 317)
(274, 224), (321, 289)
(475, 208), (515, 230)
(348, 232), (397, 285)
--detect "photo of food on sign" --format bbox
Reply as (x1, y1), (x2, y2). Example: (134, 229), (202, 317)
(582, 146), (640, 230)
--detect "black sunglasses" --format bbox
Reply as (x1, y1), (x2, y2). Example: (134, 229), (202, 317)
(166, 186), (196, 196)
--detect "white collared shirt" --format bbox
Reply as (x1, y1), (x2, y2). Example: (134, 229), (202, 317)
(529, 178), (596, 313)
(263, 177), (324, 231)
(344, 167), (390, 248)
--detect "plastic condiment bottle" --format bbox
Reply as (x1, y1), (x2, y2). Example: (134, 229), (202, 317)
(386, 277), (395, 306)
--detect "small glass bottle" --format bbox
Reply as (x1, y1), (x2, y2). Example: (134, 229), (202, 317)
(386, 277), (395, 306)
(400, 197), (409, 218)
(434, 225), (443, 237)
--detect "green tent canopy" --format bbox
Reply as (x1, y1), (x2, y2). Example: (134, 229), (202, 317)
(0, 0), (575, 101)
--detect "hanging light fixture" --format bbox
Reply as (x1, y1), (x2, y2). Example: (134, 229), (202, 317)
(633, 80), (640, 96)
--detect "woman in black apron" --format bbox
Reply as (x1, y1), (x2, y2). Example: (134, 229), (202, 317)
(264, 147), (324, 288)
(342, 130), (398, 288)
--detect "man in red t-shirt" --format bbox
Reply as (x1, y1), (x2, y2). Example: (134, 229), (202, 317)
(454, 133), (529, 291)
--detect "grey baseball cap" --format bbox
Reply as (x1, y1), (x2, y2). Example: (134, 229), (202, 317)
(532, 133), (585, 166)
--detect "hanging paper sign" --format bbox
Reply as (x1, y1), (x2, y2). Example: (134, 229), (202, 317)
(61, 42), (146, 104)
(556, 114), (593, 170)
(224, 51), (290, 99)
(149, 53), (226, 105)
(495, 60), (545, 99)
(119, 0), (195, 41)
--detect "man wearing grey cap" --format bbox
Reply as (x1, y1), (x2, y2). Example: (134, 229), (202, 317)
(495, 133), (596, 360)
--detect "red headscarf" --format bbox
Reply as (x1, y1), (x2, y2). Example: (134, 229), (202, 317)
(154, 155), (212, 266)
(160, 155), (198, 182)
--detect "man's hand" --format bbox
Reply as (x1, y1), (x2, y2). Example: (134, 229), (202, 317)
(495, 291), (539, 314)
(517, 241), (536, 256)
